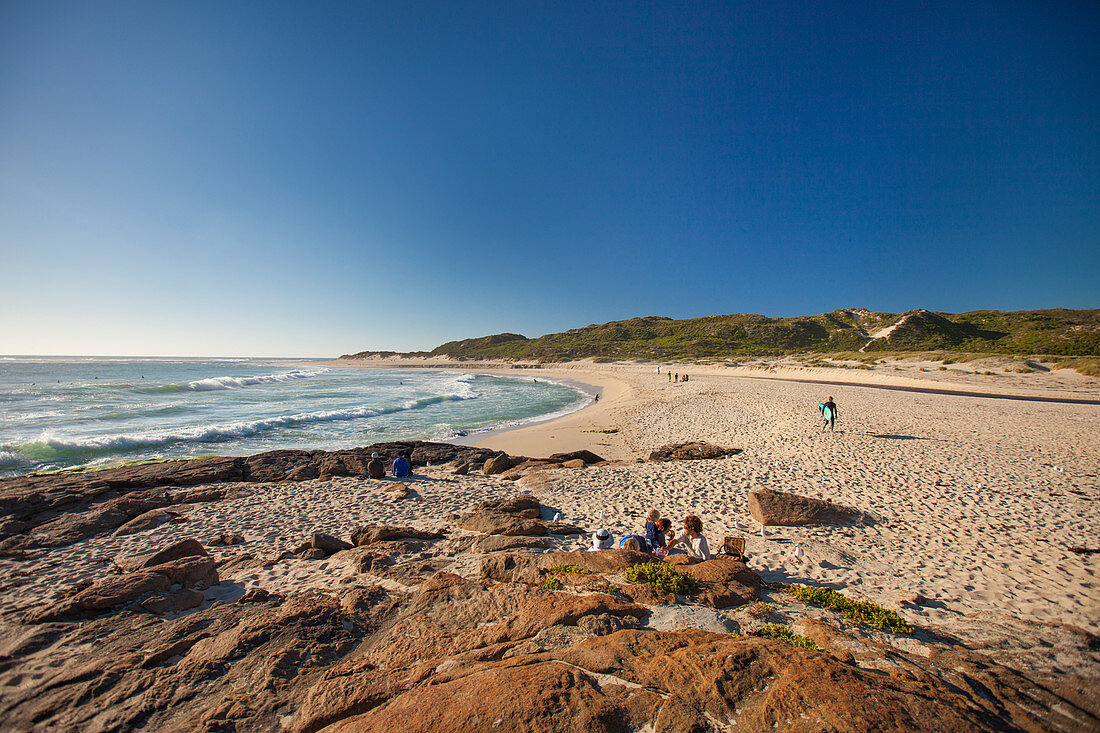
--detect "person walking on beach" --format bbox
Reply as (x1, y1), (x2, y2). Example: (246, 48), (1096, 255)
(392, 451), (411, 478)
(820, 396), (838, 432)
(366, 452), (385, 479)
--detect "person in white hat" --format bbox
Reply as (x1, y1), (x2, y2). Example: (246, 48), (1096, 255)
(366, 452), (385, 479)
(588, 528), (614, 551)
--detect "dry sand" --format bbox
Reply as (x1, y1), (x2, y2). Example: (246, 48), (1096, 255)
(2, 357), (1097, 676)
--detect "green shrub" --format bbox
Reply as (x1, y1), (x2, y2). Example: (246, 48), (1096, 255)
(624, 562), (698, 595)
(758, 624), (818, 650)
(538, 577), (562, 591)
(746, 602), (775, 618)
(788, 585), (914, 634)
(549, 564), (592, 576)
(592, 582), (620, 594)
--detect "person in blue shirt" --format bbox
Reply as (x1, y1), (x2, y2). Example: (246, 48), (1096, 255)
(644, 508), (662, 551)
(392, 452), (411, 478)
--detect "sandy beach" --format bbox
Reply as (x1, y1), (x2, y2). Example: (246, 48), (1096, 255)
(193, 356), (1098, 639)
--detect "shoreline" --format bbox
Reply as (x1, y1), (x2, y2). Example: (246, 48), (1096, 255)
(284, 357), (1100, 459)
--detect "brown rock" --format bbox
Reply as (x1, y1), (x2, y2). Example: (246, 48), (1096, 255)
(482, 453), (513, 475)
(113, 508), (177, 536)
(687, 556), (762, 609)
(116, 538), (209, 572)
(648, 441), (742, 461)
(452, 462), (470, 475)
(139, 588), (205, 614)
(480, 549), (652, 583)
(286, 465), (320, 481)
(313, 533), (354, 554)
(548, 450), (605, 464)
(497, 468), (524, 481)
(384, 483), (410, 498)
(748, 489), (863, 526)
(474, 535), (553, 553)
(561, 459), (586, 469)
(146, 555), (219, 588)
(473, 494), (541, 518)
(456, 510), (547, 537)
(350, 525), (445, 547)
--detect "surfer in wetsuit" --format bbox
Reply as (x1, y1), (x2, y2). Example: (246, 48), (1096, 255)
(820, 396), (838, 432)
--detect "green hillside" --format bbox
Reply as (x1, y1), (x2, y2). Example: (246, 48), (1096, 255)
(342, 308), (1100, 362)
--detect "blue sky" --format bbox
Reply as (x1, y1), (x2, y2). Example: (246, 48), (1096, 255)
(1, 1), (1097, 356)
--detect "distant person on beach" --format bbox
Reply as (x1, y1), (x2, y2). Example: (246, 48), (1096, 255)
(666, 515), (711, 560)
(594, 393), (600, 403)
(366, 452), (385, 479)
(668, 372), (672, 382)
(392, 452), (411, 478)
(820, 396), (838, 432)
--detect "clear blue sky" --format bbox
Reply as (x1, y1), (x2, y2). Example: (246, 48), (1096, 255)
(2, 1), (1097, 357)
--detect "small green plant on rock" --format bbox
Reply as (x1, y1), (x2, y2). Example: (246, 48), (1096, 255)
(746, 602), (775, 618)
(549, 564), (592, 576)
(624, 562), (698, 595)
(538, 577), (563, 591)
(759, 624), (818, 650)
(789, 585), (914, 634)
(591, 582), (620, 594)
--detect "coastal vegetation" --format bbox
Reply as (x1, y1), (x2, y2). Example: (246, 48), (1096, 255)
(342, 308), (1099, 363)
(756, 624), (820, 650)
(788, 584), (915, 634)
(624, 562), (699, 595)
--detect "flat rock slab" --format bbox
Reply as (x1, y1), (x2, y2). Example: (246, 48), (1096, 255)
(649, 441), (742, 461)
(456, 510), (547, 537)
(748, 488), (863, 526)
(351, 525), (445, 547)
(472, 495), (541, 518)
(117, 538), (208, 572)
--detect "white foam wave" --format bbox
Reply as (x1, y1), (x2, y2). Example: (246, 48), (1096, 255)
(186, 369), (327, 391)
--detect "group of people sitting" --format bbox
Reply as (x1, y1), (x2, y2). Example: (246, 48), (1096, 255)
(365, 451), (412, 479)
(589, 509), (711, 561)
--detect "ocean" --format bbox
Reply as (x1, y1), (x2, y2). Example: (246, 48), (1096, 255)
(0, 358), (589, 477)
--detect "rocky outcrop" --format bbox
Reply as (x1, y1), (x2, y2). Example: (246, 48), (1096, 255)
(26, 541), (218, 623)
(748, 489), (864, 526)
(0, 443), (503, 551)
(649, 441), (742, 461)
(3, 573), (1092, 732)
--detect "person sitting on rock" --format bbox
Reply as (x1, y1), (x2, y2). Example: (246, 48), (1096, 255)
(366, 452), (385, 479)
(654, 518), (681, 557)
(588, 528), (614, 551)
(392, 452), (411, 478)
(666, 515), (711, 561)
(644, 509), (662, 551)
